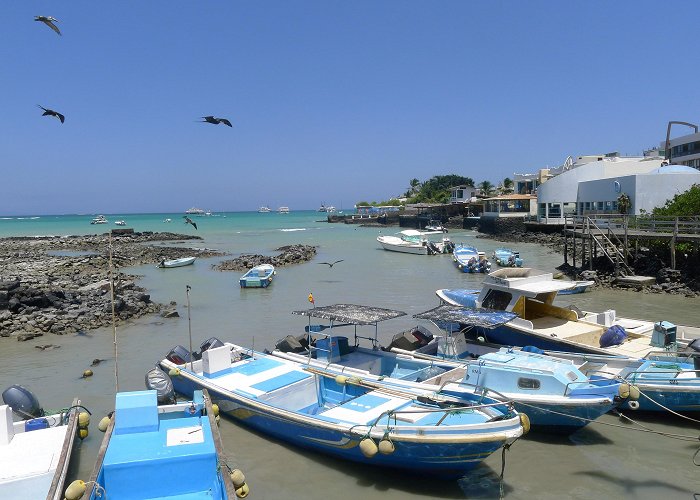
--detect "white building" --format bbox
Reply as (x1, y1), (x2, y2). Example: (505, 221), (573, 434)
(661, 128), (700, 169)
(449, 185), (478, 204)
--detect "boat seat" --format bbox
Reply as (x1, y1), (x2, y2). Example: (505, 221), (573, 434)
(0, 405), (14, 445)
(202, 345), (232, 378)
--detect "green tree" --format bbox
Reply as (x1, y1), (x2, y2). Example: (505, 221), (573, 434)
(502, 177), (514, 194)
(478, 180), (495, 196)
(652, 184), (700, 216)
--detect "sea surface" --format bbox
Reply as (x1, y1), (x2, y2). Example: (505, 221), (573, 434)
(1, 211), (699, 499)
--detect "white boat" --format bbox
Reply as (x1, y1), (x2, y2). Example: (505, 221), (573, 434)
(157, 256), (197, 268)
(424, 220), (447, 232)
(278, 206), (290, 214)
(239, 264), (275, 288)
(258, 206), (271, 213)
(557, 280), (595, 295)
(185, 207), (206, 215)
(377, 230), (454, 255)
(0, 386), (85, 500)
(114, 220), (126, 226)
(90, 215), (108, 225)
(163, 218), (172, 223)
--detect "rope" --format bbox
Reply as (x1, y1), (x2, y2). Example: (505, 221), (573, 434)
(635, 388), (700, 424)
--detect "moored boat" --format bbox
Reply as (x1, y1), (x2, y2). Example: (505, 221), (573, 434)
(258, 206), (271, 213)
(239, 264), (275, 288)
(377, 230), (454, 255)
(90, 215), (108, 225)
(157, 256), (197, 269)
(493, 247), (523, 267)
(159, 338), (526, 479)
(453, 245), (491, 272)
(0, 386), (87, 500)
(278, 206), (290, 214)
(557, 280), (595, 295)
(185, 207), (206, 215)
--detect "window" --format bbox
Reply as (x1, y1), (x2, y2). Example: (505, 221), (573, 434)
(518, 378), (541, 390)
(482, 289), (512, 311)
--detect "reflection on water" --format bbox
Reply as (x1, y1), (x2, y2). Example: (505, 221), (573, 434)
(1, 221), (700, 500)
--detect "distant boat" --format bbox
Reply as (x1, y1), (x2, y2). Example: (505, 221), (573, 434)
(0, 386), (84, 500)
(90, 215), (108, 225)
(377, 230), (453, 255)
(492, 247), (523, 267)
(452, 245), (491, 273)
(185, 207), (206, 215)
(558, 280), (595, 295)
(157, 257), (196, 269)
(163, 218), (172, 223)
(278, 206), (290, 214)
(239, 264), (275, 288)
(114, 220), (126, 226)
(424, 220), (447, 232)
(258, 206), (271, 213)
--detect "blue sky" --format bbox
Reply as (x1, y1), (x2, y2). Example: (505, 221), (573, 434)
(3, 1), (699, 215)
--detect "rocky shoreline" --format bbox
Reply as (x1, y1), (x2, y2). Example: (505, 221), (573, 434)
(214, 245), (317, 271)
(478, 230), (700, 297)
(0, 232), (225, 340)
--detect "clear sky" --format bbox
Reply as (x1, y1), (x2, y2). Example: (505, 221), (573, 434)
(3, 1), (699, 215)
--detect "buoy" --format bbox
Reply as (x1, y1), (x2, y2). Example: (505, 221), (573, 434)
(78, 412), (90, 428)
(628, 385), (640, 401)
(519, 413), (531, 435)
(64, 479), (86, 500)
(235, 482), (250, 498)
(335, 375), (348, 385)
(230, 469), (246, 488)
(79, 428), (89, 439)
(378, 438), (395, 455)
(359, 437), (378, 458)
(98, 416), (111, 432)
(628, 400), (640, 410)
(211, 403), (219, 416)
(169, 368), (181, 377)
(82, 369), (93, 378)
(618, 383), (630, 399)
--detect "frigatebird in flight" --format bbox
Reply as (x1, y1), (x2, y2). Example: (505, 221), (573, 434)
(35, 16), (61, 36)
(183, 216), (198, 230)
(200, 116), (232, 127)
(318, 260), (344, 268)
(38, 105), (65, 123)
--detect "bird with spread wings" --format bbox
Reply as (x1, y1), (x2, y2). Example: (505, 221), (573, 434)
(35, 16), (61, 35)
(318, 260), (344, 268)
(38, 105), (65, 123)
(183, 216), (198, 230)
(200, 116), (232, 127)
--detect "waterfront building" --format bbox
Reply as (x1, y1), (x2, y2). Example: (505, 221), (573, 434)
(482, 194), (537, 218)
(449, 185), (478, 204)
(661, 126), (700, 169)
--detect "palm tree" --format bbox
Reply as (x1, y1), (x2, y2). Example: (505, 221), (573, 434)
(478, 180), (495, 196)
(502, 177), (514, 194)
(409, 178), (421, 195)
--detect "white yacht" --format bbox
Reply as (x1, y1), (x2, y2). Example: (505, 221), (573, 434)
(258, 206), (271, 213)
(90, 215), (108, 225)
(184, 207), (205, 215)
(278, 206), (290, 214)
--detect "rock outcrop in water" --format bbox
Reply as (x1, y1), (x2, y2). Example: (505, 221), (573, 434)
(0, 232), (225, 339)
(214, 244), (317, 271)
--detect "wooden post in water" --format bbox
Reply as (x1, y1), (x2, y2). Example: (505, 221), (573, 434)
(671, 217), (678, 270)
(563, 216), (568, 265)
(588, 218), (593, 271)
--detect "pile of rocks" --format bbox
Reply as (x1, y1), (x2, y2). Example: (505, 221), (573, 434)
(0, 232), (225, 340)
(215, 244), (317, 271)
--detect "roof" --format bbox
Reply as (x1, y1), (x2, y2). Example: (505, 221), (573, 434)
(413, 305), (517, 328)
(292, 304), (406, 324)
(648, 164), (700, 175)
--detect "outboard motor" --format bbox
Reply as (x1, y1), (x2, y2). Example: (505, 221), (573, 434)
(684, 338), (700, 374)
(192, 337), (225, 360)
(166, 345), (192, 365)
(145, 367), (176, 404)
(2, 385), (45, 419)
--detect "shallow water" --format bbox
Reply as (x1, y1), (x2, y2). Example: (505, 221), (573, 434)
(1, 212), (699, 499)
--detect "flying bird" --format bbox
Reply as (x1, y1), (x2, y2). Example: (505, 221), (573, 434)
(38, 105), (65, 123)
(35, 16), (61, 35)
(200, 116), (232, 127)
(318, 260), (344, 268)
(183, 216), (198, 230)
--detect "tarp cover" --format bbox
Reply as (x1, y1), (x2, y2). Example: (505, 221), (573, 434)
(413, 304), (517, 329)
(292, 304), (406, 325)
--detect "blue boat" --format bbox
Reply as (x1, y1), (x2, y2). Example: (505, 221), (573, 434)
(159, 334), (526, 479)
(434, 267), (700, 358)
(239, 264), (275, 288)
(492, 247), (523, 267)
(557, 280), (595, 295)
(83, 389), (240, 499)
(273, 304), (630, 433)
(452, 245), (491, 273)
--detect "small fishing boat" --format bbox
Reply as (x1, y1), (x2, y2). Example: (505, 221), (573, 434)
(158, 338), (526, 479)
(0, 386), (87, 500)
(273, 304), (629, 433)
(434, 268), (700, 358)
(157, 256), (197, 269)
(492, 247), (523, 267)
(114, 220), (126, 226)
(82, 387), (242, 499)
(557, 280), (595, 295)
(377, 230), (453, 255)
(90, 215), (108, 225)
(424, 220), (447, 232)
(239, 264), (275, 288)
(453, 245), (491, 273)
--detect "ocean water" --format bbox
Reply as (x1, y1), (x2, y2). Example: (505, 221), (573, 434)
(1, 211), (699, 499)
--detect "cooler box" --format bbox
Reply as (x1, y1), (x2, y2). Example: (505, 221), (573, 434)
(316, 337), (341, 362)
(651, 321), (677, 348)
(25, 417), (49, 432)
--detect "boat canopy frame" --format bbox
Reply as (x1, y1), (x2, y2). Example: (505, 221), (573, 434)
(413, 304), (518, 330)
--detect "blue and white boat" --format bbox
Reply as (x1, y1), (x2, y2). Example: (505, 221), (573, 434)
(84, 388), (240, 499)
(158, 336), (526, 479)
(239, 264), (275, 288)
(492, 248), (523, 267)
(434, 267), (700, 358)
(453, 245), (491, 273)
(273, 304), (629, 433)
(557, 280), (595, 295)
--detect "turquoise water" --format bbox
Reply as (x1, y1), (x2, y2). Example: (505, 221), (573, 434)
(1, 213), (699, 499)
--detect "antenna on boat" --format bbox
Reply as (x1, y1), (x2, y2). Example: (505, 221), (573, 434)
(108, 230), (120, 392)
(186, 285), (194, 371)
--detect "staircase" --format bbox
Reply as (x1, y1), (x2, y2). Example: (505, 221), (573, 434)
(586, 218), (634, 276)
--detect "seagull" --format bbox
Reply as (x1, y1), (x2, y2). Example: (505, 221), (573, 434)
(35, 16), (61, 35)
(200, 116), (232, 127)
(318, 260), (344, 268)
(183, 216), (198, 230)
(38, 105), (65, 123)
